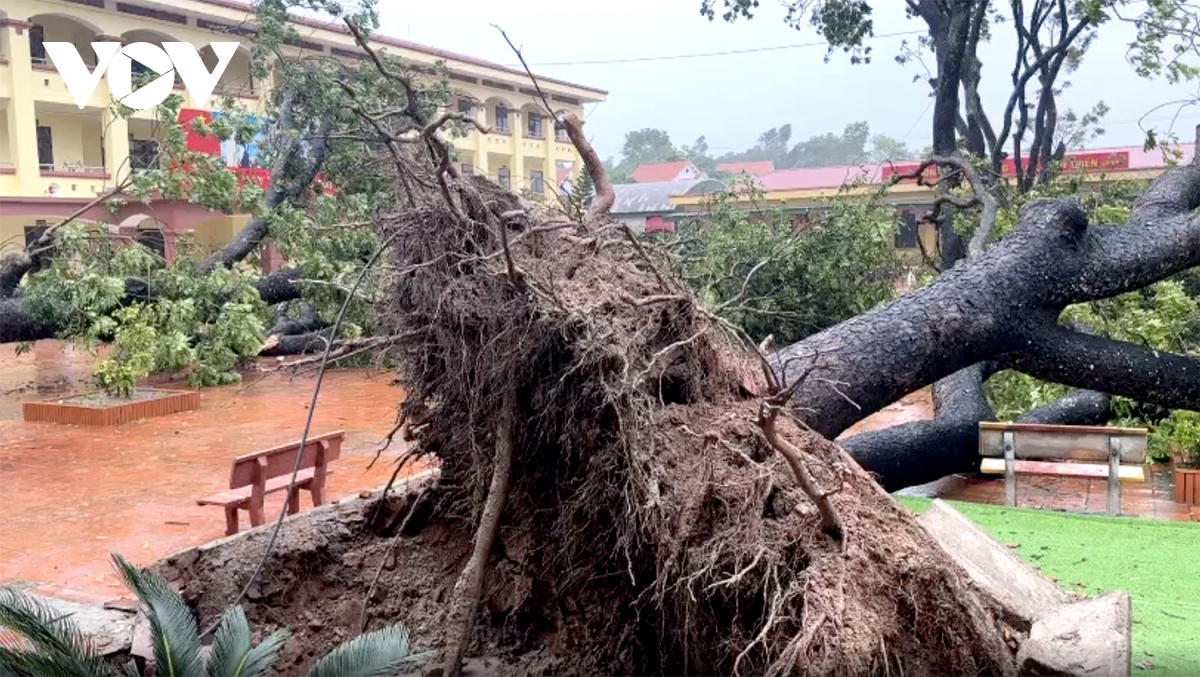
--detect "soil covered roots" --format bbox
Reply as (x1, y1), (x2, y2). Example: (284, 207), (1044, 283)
(380, 175), (1017, 676)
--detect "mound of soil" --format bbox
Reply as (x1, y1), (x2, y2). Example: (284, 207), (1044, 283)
(169, 175), (1019, 676)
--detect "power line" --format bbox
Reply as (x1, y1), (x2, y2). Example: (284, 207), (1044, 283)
(512, 29), (925, 67)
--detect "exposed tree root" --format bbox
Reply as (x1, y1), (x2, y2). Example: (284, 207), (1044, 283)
(375, 173), (1018, 675)
(443, 386), (516, 677)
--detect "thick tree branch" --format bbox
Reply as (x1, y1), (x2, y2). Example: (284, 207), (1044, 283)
(1004, 324), (1200, 411)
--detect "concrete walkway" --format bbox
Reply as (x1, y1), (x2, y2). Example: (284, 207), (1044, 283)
(0, 342), (423, 603)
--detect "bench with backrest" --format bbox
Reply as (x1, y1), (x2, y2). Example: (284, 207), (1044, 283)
(198, 431), (344, 535)
(977, 422), (1148, 516)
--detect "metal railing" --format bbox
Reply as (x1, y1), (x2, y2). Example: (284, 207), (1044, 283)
(39, 163), (107, 174)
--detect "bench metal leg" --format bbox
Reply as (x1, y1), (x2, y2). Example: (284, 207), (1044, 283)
(1003, 431), (1017, 507)
(1108, 436), (1121, 516)
(223, 507), (240, 536)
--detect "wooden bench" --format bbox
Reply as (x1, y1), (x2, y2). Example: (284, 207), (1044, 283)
(198, 431), (344, 535)
(978, 422), (1148, 516)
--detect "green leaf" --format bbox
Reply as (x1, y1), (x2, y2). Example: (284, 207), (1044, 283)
(304, 625), (428, 677)
(0, 587), (116, 676)
(206, 606), (289, 677)
(111, 555), (203, 677)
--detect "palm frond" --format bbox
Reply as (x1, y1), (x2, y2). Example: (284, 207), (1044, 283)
(111, 555), (202, 677)
(0, 645), (87, 677)
(304, 624), (429, 677)
(234, 629), (289, 677)
(206, 606), (289, 677)
(0, 588), (115, 676)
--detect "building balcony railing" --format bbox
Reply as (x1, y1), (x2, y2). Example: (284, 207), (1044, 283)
(40, 164), (109, 178)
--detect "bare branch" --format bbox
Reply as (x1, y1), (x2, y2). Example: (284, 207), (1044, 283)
(491, 25), (614, 223)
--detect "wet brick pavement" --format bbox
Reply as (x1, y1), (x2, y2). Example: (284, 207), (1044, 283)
(0, 342), (424, 603)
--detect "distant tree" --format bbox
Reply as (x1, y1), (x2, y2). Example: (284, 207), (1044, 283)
(680, 135), (719, 175)
(610, 128), (684, 182)
(786, 121), (871, 167)
(867, 133), (918, 163)
(1055, 101), (1110, 151)
(718, 124), (794, 166)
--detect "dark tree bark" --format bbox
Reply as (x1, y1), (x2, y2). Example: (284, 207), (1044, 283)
(842, 364), (998, 491)
(781, 138), (1200, 488)
(841, 362), (1113, 491)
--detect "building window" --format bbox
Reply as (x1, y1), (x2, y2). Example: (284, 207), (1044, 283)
(130, 139), (159, 171)
(894, 211), (918, 249)
(461, 163), (473, 176)
(498, 166), (511, 189)
(458, 99), (473, 119)
(530, 170), (544, 195)
(495, 106), (509, 133)
(555, 122), (568, 141)
(527, 112), (543, 138)
(29, 26), (47, 64)
(36, 126), (54, 171)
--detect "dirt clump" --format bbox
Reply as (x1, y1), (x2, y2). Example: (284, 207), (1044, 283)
(363, 175), (1019, 676)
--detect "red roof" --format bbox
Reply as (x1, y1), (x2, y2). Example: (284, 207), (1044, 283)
(631, 161), (695, 183)
(556, 166), (573, 186)
(754, 143), (1196, 192)
(717, 161), (775, 177)
(192, 0), (607, 97)
(759, 164), (882, 191)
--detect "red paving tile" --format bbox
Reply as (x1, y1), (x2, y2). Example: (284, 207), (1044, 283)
(838, 389), (934, 438)
(0, 342), (423, 602)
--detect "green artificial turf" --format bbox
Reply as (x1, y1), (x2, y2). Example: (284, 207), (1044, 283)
(895, 497), (1200, 675)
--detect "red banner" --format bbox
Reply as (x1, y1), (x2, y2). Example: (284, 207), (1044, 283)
(881, 151), (1130, 183)
(179, 109), (221, 156)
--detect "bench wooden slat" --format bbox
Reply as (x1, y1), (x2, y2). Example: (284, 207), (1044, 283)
(979, 421), (1149, 436)
(979, 426), (1146, 463)
(230, 431), (345, 488)
(197, 468), (330, 507)
(232, 430), (347, 463)
(980, 458), (1146, 482)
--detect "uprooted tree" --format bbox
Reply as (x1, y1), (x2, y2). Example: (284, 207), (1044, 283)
(320, 11), (1199, 676)
(359, 36), (1018, 675)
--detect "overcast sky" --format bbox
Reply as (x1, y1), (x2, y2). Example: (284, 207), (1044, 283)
(373, 0), (1199, 162)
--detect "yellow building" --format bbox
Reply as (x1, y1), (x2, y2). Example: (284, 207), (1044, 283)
(0, 0), (606, 257)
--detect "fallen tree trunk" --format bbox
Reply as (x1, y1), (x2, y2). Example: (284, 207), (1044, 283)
(842, 364), (1113, 491)
(779, 137), (1200, 487)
